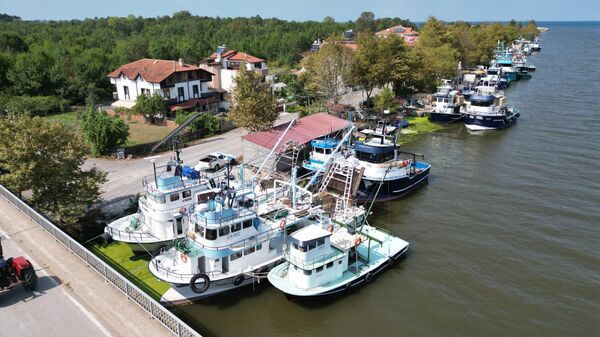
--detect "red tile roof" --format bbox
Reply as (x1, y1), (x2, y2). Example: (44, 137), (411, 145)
(208, 50), (265, 63)
(106, 59), (209, 83)
(242, 113), (351, 153)
(375, 25), (419, 46)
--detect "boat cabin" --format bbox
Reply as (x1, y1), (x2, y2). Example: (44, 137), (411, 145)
(285, 225), (347, 289)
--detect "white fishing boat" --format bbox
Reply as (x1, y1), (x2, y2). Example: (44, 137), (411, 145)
(104, 161), (223, 253)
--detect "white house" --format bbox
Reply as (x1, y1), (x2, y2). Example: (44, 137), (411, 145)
(198, 46), (268, 110)
(107, 58), (218, 112)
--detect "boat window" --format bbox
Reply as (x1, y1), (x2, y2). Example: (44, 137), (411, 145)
(355, 151), (394, 164)
(297, 245), (306, 253)
(155, 194), (166, 204)
(231, 222), (242, 232)
(303, 269), (312, 276)
(196, 224), (204, 238)
(471, 100), (493, 107)
(230, 251), (242, 261)
(256, 243), (262, 251)
(317, 239), (325, 246)
(338, 260), (342, 264)
(308, 242), (316, 251)
(205, 228), (217, 241)
(316, 266), (323, 273)
(182, 190), (192, 199)
(170, 193), (180, 202)
(219, 226), (230, 237)
(242, 219), (253, 229)
(244, 246), (255, 255)
(326, 262), (334, 269)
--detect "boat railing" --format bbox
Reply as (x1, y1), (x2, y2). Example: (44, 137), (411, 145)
(105, 224), (159, 242)
(283, 245), (346, 270)
(190, 208), (258, 227)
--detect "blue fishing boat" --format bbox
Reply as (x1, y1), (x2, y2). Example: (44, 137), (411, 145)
(464, 87), (520, 131)
(353, 124), (431, 202)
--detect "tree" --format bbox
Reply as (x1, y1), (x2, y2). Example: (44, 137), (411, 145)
(0, 116), (107, 223)
(304, 34), (354, 106)
(175, 110), (220, 135)
(0, 32), (28, 53)
(351, 32), (407, 111)
(228, 65), (278, 132)
(355, 12), (376, 32)
(81, 108), (129, 156)
(374, 87), (399, 113)
(7, 49), (52, 96)
(132, 93), (166, 117)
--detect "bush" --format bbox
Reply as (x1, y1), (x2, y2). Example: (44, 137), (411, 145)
(81, 108), (130, 156)
(1, 95), (69, 116)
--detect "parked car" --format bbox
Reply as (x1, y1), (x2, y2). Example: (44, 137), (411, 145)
(195, 152), (235, 171)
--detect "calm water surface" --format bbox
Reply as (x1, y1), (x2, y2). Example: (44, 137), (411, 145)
(175, 23), (600, 337)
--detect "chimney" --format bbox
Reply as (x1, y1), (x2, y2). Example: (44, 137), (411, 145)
(216, 44), (226, 63)
(178, 58), (184, 67)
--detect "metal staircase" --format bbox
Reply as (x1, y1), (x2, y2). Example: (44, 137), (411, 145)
(318, 159), (355, 214)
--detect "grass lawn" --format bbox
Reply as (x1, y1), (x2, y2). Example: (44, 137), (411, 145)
(89, 242), (170, 301)
(125, 120), (176, 146)
(399, 116), (445, 144)
(43, 111), (81, 128)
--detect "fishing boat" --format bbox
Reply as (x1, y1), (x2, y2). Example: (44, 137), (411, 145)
(302, 138), (343, 173)
(428, 80), (465, 123)
(530, 37), (542, 51)
(353, 121), (431, 202)
(463, 87), (520, 131)
(104, 161), (221, 253)
(267, 160), (409, 298)
(148, 175), (319, 303)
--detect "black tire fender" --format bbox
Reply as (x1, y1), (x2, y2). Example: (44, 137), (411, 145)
(387, 257), (395, 267)
(189, 273), (210, 294)
(22, 264), (37, 291)
(364, 272), (373, 283)
(233, 275), (245, 287)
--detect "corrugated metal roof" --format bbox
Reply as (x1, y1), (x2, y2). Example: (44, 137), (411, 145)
(242, 113), (350, 153)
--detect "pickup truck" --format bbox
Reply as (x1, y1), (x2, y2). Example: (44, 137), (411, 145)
(195, 152), (235, 171)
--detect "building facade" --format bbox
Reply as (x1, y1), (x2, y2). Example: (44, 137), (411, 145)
(107, 58), (218, 112)
(198, 46), (268, 110)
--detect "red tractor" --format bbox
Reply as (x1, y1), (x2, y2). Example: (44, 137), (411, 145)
(0, 237), (38, 291)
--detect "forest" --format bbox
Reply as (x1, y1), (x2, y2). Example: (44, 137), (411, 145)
(0, 11), (537, 111)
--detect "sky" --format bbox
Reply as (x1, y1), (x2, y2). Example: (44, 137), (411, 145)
(2, 0), (599, 22)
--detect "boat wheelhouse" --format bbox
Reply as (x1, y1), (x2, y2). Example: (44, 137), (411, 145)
(463, 87), (520, 131)
(104, 163), (220, 252)
(302, 138), (342, 173)
(428, 80), (465, 123)
(353, 123), (430, 202)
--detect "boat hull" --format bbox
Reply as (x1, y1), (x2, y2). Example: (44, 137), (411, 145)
(355, 163), (430, 202)
(153, 260), (282, 305)
(428, 112), (464, 123)
(464, 111), (520, 131)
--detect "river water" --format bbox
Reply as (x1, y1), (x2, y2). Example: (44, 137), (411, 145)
(175, 23), (600, 337)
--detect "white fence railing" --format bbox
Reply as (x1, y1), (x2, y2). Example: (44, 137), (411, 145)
(0, 184), (201, 337)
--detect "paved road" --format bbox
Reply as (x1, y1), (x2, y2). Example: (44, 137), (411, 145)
(0, 230), (110, 337)
(0, 197), (169, 337)
(85, 112), (297, 203)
